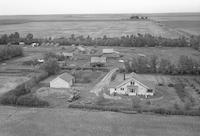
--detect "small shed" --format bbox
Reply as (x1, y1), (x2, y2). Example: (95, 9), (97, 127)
(50, 73), (75, 88)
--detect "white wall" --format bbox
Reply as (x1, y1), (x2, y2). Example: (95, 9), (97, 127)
(50, 78), (72, 88)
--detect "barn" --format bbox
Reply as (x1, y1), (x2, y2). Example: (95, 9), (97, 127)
(50, 73), (75, 88)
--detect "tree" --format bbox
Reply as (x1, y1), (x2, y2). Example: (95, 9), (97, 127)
(149, 55), (158, 73)
(41, 59), (60, 75)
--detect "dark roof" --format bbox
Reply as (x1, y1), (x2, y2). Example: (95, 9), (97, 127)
(109, 73), (155, 90)
(58, 73), (74, 82)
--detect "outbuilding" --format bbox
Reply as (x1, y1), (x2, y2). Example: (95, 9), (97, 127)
(50, 73), (75, 88)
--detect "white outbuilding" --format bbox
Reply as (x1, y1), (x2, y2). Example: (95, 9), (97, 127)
(50, 73), (75, 88)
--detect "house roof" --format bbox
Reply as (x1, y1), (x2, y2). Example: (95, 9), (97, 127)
(63, 52), (73, 57)
(102, 48), (114, 53)
(91, 56), (106, 63)
(57, 73), (74, 82)
(109, 73), (155, 90)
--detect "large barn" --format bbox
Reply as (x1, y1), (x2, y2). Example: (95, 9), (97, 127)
(50, 73), (75, 88)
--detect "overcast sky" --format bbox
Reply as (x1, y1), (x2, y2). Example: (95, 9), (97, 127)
(0, 0), (199, 15)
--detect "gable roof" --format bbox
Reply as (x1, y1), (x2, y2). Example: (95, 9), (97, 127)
(57, 73), (74, 82)
(110, 73), (155, 90)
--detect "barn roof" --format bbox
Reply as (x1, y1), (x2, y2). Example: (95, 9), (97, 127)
(58, 73), (74, 82)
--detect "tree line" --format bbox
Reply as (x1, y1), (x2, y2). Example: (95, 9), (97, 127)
(123, 55), (200, 75)
(0, 32), (200, 50)
(0, 45), (23, 62)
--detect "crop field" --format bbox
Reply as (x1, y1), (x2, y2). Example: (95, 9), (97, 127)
(0, 20), (180, 38)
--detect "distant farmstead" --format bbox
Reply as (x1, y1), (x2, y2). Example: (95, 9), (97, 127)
(50, 73), (75, 88)
(109, 72), (154, 97)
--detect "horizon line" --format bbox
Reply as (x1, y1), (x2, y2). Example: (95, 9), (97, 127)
(0, 11), (200, 16)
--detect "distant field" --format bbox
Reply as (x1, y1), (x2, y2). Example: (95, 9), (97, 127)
(160, 20), (200, 35)
(0, 13), (199, 38)
(0, 20), (180, 38)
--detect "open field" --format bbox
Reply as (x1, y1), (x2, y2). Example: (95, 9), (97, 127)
(0, 106), (200, 136)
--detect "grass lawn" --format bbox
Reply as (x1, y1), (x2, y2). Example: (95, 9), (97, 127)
(0, 106), (200, 136)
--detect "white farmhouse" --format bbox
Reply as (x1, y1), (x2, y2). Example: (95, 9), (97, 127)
(50, 73), (75, 88)
(109, 73), (154, 97)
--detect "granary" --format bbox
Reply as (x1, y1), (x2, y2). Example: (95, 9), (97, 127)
(109, 72), (154, 97)
(91, 56), (107, 63)
(102, 48), (114, 54)
(50, 73), (75, 88)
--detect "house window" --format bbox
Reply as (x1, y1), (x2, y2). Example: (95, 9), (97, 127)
(130, 89), (135, 93)
(130, 81), (135, 85)
(147, 89), (153, 93)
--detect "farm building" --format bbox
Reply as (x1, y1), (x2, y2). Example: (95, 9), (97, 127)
(91, 56), (107, 63)
(19, 42), (25, 45)
(62, 52), (74, 58)
(109, 72), (154, 97)
(102, 48), (114, 54)
(50, 73), (75, 88)
(31, 43), (39, 47)
(77, 45), (86, 52)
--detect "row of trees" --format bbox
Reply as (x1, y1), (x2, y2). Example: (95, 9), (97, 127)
(55, 33), (189, 47)
(0, 32), (199, 50)
(0, 45), (23, 61)
(124, 55), (200, 75)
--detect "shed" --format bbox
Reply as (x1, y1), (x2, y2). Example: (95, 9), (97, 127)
(91, 57), (107, 63)
(50, 73), (75, 88)
(102, 48), (114, 54)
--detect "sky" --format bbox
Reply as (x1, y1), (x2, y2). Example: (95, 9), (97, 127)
(0, 0), (199, 15)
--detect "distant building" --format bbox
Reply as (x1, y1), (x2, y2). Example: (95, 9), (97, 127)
(102, 48), (114, 54)
(91, 56), (107, 63)
(77, 45), (86, 52)
(19, 42), (25, 45)
(109, 72), (154, 97)
(62, 52), (74, 58)
(31, 43), (39, 47)
(50, 73), (75, 88)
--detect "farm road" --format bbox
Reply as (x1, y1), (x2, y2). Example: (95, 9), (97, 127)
(91, 68), (118, 96)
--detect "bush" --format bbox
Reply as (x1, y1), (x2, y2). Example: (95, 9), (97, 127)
(168, 83), (174, 87)
(131, 97), (141, 109)
(16, 94), (49, 107)
(0, 45), (23, 61)
(41, 59), (60, 75)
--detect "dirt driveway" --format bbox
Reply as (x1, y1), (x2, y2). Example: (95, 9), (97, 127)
(90, 68), (118, 96)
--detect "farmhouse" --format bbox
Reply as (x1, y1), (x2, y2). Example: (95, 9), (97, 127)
(50, 73), (75, 88)
(102, 48), (114, 54)
(109, 73), (154, 97)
